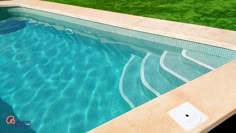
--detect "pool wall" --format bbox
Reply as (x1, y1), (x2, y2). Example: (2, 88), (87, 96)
(5, 7), (236, 59)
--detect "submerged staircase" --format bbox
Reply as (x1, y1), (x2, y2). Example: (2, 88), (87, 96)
(141, 53), (175, 94)
(119, 55), (154, 108)
(160, 51), (204, 84)
(119, 49), (231, 109)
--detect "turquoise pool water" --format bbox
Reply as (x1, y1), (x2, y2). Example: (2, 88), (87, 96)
(0, 7), (236, 133)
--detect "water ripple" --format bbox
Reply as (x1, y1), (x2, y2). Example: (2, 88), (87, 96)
(0, 18), (132, 133)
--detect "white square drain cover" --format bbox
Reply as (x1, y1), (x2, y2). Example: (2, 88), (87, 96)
(168, 102), (208, 131)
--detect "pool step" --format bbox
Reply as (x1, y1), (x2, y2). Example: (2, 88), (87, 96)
(141, 53), (176, 95)
(119, 55), (155, 108)
(181, 50), (213, 73)
(160, 51), (204, 85)
(181, 50), (231, 69)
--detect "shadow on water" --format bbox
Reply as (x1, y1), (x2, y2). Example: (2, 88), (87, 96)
(0, 98), (36, 133)
(0, 19), (26, 34)
(0, 7), (26, 34)
(0, 7), (12, 21)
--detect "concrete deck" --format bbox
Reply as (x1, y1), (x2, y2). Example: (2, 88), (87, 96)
(1, 0), (236, 132)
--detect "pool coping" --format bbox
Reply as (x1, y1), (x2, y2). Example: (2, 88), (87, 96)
(1, 0), (236, 132)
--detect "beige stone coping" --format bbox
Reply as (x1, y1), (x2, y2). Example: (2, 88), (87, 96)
(90, 60), (236, 133)
(1, 0), (236, 51)
(0, 1), (18, 6)
(1, 1), (236, 132)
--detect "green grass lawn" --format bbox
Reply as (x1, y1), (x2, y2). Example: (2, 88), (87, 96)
(45, 0), (236, 31)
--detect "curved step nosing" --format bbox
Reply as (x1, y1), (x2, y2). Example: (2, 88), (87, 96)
(160, 51), (190, 83)
(140, 53), (161, 97)
(182, 50), (215, 70)
(119, 55), (136, 109)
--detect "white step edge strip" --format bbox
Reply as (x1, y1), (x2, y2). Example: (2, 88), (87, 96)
(119, 55), (136, 109)
(181, 49), (215, 70)
(160, 51), (190, 83)
(140, 53), (161, 97)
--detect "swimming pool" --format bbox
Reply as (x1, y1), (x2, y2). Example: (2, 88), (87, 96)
(0, 6), (236, 133)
